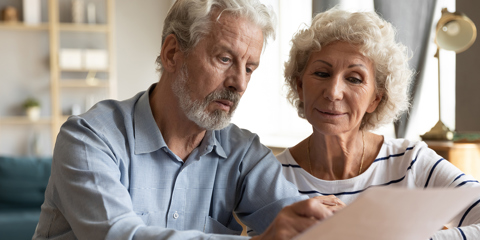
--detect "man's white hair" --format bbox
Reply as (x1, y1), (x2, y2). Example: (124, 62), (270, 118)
(156, 0), (276, 73)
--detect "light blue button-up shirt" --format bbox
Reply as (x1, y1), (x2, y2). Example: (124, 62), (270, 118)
(34, 85), (306, 240)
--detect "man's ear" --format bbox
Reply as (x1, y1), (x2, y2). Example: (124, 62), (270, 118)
(160, 34), (183, 73)
(296, 77), (304, 101)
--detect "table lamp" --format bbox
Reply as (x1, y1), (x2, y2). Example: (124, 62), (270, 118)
(421, 8), (476, 141)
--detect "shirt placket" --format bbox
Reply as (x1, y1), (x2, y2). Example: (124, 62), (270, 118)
(166, 166), (187, 230)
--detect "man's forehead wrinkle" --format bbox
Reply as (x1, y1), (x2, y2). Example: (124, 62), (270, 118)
(204, 12), (263, 64)
(246, 40), (261, 66)
(215, 16), (255, 44)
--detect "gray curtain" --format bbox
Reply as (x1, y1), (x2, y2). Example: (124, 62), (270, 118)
(373, 0), (437, 138)
(312, 0), (438, 138)
(312, 0), (341, 16)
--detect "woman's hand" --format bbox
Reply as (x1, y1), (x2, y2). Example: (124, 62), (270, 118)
(251, 197), (333, 240)
(252, 196), (346, 240)
(314, 195), (346, 213)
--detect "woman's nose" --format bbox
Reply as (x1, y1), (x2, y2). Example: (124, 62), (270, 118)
(323, 75), (344, 101)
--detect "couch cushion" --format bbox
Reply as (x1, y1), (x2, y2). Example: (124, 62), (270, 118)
(0, 156), (52, 209)
(0, 209), (41, 240)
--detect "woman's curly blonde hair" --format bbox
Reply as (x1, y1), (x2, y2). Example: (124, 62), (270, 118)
(284, 8), (414, 130)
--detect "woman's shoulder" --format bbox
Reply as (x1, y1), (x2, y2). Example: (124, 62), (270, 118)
(373, 136), (432, 167)
(378, 136), (447, 169)
(379, 136), (432, 157)
(276, 148), (296, 165)
(381, 137), (426, 150)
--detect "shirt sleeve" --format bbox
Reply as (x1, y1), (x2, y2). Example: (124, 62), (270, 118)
(414, 143), (480, 240)
(37, 117), (249, 240)
(233, 134), (308, 234)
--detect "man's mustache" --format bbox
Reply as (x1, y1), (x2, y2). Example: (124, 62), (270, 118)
(206, 89), (241, 111)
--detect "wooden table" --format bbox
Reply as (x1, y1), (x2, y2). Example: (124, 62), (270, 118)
(425, 141), (480, 180)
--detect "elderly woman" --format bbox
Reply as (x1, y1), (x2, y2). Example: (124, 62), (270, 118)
(278, 8), (480, 239)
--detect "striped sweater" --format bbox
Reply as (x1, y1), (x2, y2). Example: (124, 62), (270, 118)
(277, 137), (480, 240)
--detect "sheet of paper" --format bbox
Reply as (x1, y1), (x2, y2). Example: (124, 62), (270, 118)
(295, 187), (480, 240)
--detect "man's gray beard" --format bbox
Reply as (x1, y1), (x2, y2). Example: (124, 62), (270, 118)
(171, 64), (240, 130)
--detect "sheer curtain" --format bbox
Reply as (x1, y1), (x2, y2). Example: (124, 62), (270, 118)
(232, 0), (313, 148)
(373, 0), (438, 139)
(313, 0), (374, 13)
(402, 0), (456, 140)
(372, 0), (457, 140)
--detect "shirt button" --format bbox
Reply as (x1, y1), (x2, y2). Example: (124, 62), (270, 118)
(173, 211), (179, 219)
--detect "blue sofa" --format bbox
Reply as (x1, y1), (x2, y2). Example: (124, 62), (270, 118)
(0, 156), (52, 240)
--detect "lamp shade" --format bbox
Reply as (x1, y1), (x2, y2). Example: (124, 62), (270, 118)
(435, 8), (477, 53)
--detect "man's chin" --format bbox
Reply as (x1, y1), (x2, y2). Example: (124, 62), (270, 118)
(189, 110), (231, 131)
(208, 111), (232, 130)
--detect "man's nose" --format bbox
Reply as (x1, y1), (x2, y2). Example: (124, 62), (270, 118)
(225, 66), (248, 93)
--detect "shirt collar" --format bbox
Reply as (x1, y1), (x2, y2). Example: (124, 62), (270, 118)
(134, 84), (167, 154)
(202, 130), (227, 159)
(133, 84), (227, 159)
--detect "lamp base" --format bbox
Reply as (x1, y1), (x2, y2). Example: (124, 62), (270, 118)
(420, 120), (454, 141)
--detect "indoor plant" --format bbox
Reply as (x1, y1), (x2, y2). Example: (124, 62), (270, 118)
(23, 98), (41, 121)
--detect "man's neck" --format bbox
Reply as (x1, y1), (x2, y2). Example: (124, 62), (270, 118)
(149, 80), (206, 161)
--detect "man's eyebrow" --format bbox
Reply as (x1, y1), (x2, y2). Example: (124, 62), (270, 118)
(248, 61), (259, 68)
(215, 44), (260, 67)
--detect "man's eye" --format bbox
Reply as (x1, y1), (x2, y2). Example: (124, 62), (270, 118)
(220, 57), (231, 63)
(246, 68), (252, 73)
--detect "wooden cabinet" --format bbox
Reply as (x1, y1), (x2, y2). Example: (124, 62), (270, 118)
(0, 0), (116, 156)
(426, 141), (480, 180)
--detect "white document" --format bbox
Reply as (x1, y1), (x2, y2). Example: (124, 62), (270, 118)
(295, 187), (480, 240)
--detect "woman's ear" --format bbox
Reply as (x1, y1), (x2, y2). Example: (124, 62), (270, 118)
(366, 92), (383, 113)
(296, 77), (304, 101)
(160, 34), (182, 73)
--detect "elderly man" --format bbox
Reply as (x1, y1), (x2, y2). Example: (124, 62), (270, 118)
(34, 0), (332, 239)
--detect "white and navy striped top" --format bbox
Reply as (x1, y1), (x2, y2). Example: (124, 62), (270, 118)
(277, 137), (480, 240)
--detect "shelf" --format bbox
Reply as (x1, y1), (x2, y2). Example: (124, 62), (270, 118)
(60, 80), (109, 88)
(59, 23), (109, 32)
(0, 0), (115, 155)
(0, 22), (49, 31)
(0, 117), (52, 125)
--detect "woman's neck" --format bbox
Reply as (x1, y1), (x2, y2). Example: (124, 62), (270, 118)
(291, 130), (383, 180)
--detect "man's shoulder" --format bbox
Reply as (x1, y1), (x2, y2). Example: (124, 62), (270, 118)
(215, 123), (271, 156)
(61, 91), (145, 140)
(88, 92), (142, 118)
(218, 123), (258, 143)
(77, 92), (142, 123)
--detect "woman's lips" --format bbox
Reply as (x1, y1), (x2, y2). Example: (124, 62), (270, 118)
(316, 109), (346, 118)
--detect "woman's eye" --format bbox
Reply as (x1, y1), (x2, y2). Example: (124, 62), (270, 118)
(315, 72), (329, 78)
(347, 77), (363, 84)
